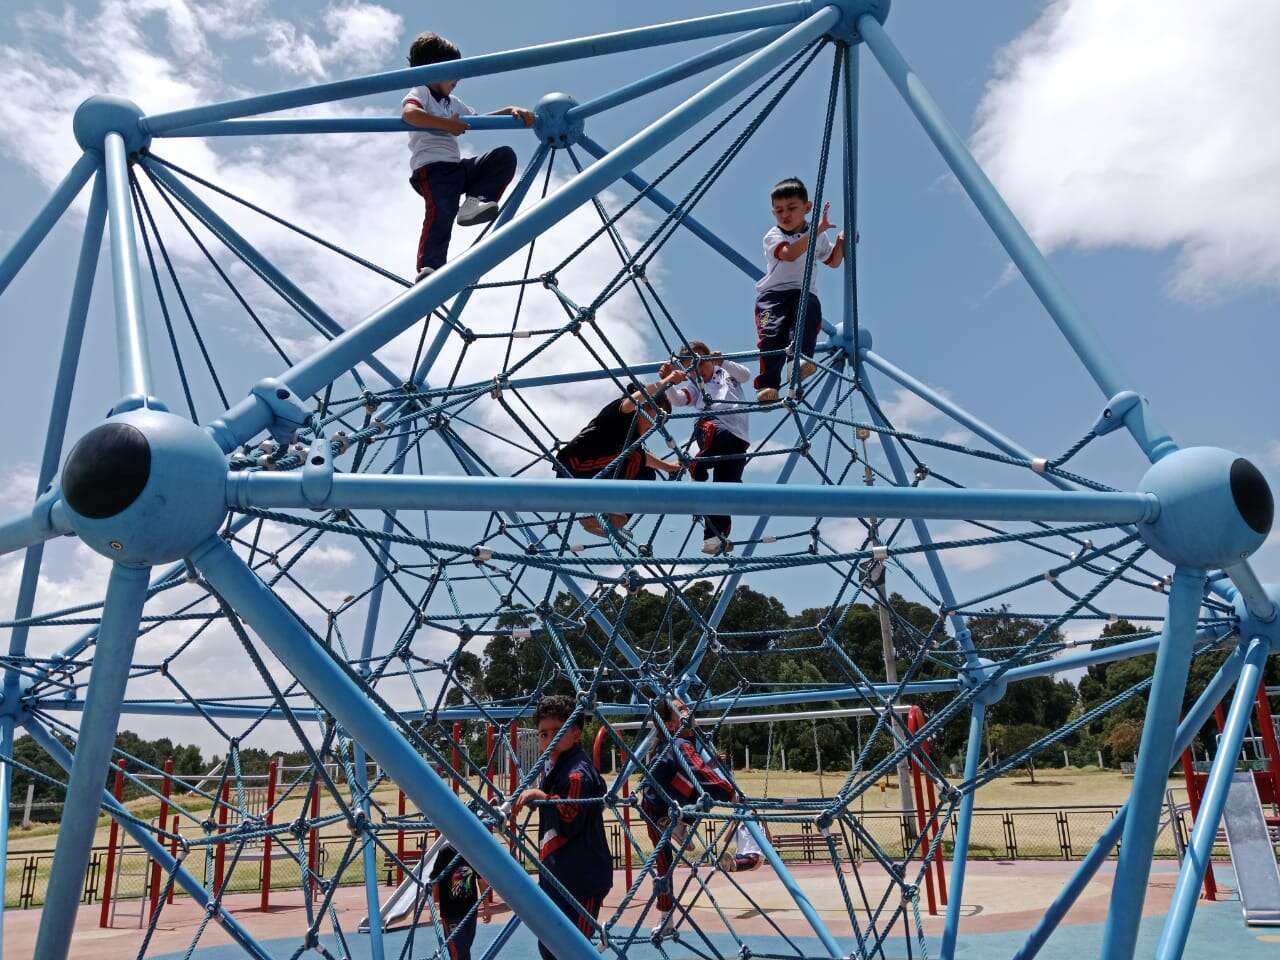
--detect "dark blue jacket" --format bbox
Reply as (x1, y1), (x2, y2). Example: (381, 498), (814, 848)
(537, 744), (613, 896)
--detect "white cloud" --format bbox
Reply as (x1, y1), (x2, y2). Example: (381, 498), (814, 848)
(971, 0), (1280, 298)
(260, 3), (402, 79)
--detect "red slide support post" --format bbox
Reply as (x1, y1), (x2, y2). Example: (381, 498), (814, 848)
(905, 708), (938, 916)
(395, 788), (407, 886)
(306, 781), (320, 900)
(1179, 738), (1217, 900)
(99, 758), (127, 927)
(917, 708), (947, 906)
(213, 778), (230, 892)
(1253, 685), (1280, 820)
(149, 758), (173, 920)
(261, 757), (278, 911)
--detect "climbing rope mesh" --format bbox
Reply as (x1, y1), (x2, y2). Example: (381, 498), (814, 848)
(1, 39), (1235, 960)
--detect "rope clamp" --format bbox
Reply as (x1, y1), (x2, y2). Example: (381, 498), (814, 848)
(1031, 457), (1048, 474)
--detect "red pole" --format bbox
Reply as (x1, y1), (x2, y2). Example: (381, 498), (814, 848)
(261, 758), (278, 911)
(452, 721), (463, 794)
(307, 781), (320, 900)
(396, 789), (407, 886)
(486, 724), (497, 803)
(1180, 739), (1217, 900)
(915, 707), (947, 905)
(149, 758), (173, 920)
(1253, 685), (1280, 814)
(167, 766), (180, 905)
(905, 708), (937, 916)
(622, 767), (634, 891)
(99, 758), (126, 927)
(213, 778), (230, 892)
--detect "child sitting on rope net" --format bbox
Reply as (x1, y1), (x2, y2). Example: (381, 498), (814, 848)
(667, 340), (754, 555)
(552, 373), (682, 537)
(401, 31), (534, 281)
(428, 841), (491, 960)
(753, 177), (844, 402)
(641, 696), (764, 941)
(512, 694), (613, 958)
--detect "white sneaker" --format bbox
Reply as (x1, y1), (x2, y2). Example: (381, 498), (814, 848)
(702, 537), (733, 555)
(756, 387), (780, 403)
(457, 197), (499, 226)
(650, 913), (677, 943)
(415, 266), (435, 282)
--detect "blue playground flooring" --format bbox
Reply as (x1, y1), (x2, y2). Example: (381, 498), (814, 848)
(155, 898), (1279, 960)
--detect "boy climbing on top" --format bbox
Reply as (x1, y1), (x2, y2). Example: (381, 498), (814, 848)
(402, 32), (535, 280)
(753, 177), (845, 402)
(667, 340), (753, 555)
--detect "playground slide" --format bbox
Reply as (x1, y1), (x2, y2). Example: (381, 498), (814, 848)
(1222, 771), (1280, 926)
(359, 836), (445, 933)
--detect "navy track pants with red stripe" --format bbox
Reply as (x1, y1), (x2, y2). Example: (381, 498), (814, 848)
(537, 883), (606, 960)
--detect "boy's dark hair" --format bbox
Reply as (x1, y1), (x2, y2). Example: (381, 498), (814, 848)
(676, 340), (711, 361)
(408, 32), (461, 68)
(534, 693), (582, 729)
(771, 177), (808, 203)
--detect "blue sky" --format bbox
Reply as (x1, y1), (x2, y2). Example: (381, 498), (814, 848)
(0, 0), (1276, 747)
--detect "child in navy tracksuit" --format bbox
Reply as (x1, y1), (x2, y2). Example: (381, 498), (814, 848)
(401, 32), (534, 279)
(428, 842), (490, 960)
(752, 177), (845, 403)
(514, 695), (613, 959)
(641, 698), (762, 939)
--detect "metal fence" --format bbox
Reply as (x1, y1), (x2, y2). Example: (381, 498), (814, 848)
(12, 802), (1264, 913)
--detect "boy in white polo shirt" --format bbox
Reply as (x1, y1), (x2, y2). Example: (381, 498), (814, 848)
(753, 177), (844, 402)
(669, 340), (754, 555)
(401, 32), (534, 280)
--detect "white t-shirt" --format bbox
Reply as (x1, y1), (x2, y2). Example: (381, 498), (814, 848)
(669, 360), (752, 443)
(754, 224), (835, 296)
(402, 86), (476, 171)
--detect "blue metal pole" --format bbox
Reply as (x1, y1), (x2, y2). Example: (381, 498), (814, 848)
(862, 348), (1076, 492)
(189, 536), (600, 960)
(1156, 636), (1270, 960)
(33, 562), (151, 960)
(940, 703), (986, 959)
(856, 15), (1176, 465)
(0, 152), (99, 298)
(349, 428), (411, 960)
(839, 43), (858, 346)
(155, 114), (524, 137)
(577, 134), (765, 285)
(569, 28), (783, 120)
(143, 2), (816, 133)
(103, 132), (153, 399)
(208, 6), (841, 451)
(142, 159), (401, 389)
(229, 472), (1159, 524)
(0, 504), (71, 558)
(1101, 566), (1205, 960)
(1002, 627), (1228, 684)
(412, 143), (551, 386)
(1013, 642), (1247, 960)
(858, 371), (976, 662)
(24, 720), (273, 960)
(5, 171), (107, 689)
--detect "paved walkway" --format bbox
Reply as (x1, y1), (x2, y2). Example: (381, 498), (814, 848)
(2, 861), (1276, 958)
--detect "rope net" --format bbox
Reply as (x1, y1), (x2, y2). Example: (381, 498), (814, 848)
(0, 36), (1235, 960)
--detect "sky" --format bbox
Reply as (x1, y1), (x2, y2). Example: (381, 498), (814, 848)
(0, 0), (1277, 752)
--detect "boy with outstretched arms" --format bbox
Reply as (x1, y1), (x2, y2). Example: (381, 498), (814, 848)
(513, 695), (613, 959)
(668, 340), (754, 554)
(402, 32), (534, 280)
(753, 177), (844, 402)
